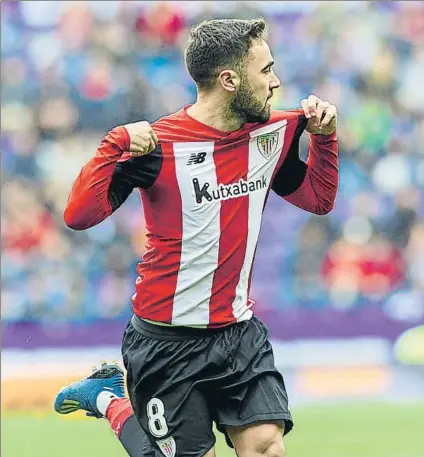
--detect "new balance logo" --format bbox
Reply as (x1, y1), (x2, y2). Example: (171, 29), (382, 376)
(192, 177), (268, 204)
(187, 152), (207, 165)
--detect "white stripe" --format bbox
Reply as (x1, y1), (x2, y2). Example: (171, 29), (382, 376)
(232, 121), (288, 321)
(248, 119), (287, 138)
(172, 142), (219, 325)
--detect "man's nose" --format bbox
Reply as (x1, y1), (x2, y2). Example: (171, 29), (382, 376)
(270, 75), (280, 90)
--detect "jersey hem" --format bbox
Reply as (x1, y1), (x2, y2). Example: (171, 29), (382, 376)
(131, 314), (252, 341)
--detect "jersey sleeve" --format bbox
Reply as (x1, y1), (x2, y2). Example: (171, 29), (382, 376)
(64, 127), (163, 230)
(272, 114), (339, 215)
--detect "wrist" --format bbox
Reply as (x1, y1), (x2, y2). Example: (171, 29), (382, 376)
(310, 129), (337, 141)
(306, 116), (337, 136)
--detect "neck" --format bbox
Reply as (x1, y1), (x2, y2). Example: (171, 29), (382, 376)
(186, 91), (244, 132)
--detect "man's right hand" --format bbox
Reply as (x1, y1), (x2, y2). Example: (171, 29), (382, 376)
(123, 121), (158, 157)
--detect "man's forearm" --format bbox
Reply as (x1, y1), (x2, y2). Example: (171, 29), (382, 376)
(64, 127), (130, 230)
(275, 131), (339, 215)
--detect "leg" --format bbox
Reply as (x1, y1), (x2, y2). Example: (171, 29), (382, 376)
(106, 398), (157, 456)
(213, 316), (293, 457)
(227, 422), (286, 457)
(54, 362), (158, 456)
(122, 320), (222, 457)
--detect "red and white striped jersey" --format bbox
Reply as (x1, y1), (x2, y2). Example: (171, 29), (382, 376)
(64, 106), (339, 328)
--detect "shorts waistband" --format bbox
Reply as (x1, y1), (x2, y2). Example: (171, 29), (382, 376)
(130, 314), (237, 341)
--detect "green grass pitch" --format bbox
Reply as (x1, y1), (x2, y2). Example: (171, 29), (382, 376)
(2, 402), (423, 457)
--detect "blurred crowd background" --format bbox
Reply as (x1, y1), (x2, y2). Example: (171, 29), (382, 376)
(2, 1), (424, 341)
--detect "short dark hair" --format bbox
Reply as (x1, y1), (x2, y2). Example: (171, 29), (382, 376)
(184, 18), (268, 90)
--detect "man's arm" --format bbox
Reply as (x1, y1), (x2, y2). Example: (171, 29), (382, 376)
(64, 126), (162, 230)
(272, 120), (338, 215)
(272, 95), (339, 215)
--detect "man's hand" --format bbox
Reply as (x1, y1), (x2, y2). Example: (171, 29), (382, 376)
(123, 121), (158, 157)
(301, 95), (337, 135)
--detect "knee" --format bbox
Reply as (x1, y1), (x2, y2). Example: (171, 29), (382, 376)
(253, 434), (286, 457)
(232, 425), (286, 457)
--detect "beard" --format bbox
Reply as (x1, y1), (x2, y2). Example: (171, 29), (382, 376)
(230, 80), (271, 124)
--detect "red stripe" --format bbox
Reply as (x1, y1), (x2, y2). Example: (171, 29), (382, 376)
(132, 143), (182, 324)
(105, 398), (133, 438)
(208, 141), (249, 326)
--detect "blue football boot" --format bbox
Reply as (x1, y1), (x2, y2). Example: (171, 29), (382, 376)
(54, 361), (125, 418)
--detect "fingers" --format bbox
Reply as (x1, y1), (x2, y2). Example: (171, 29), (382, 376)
(130, 133), (156, 157)
(301, 94), (323, 119)
(315, 101), (330, 127)
(307, 94), (321, 117)
(302, 95), (337, 131)
(129, 137), (156, 157)
(150, 128), (159, 144)
(320, 105), (337, 127)
(301, 99), (308, 117)
(303, 95), (338, 135)
(125, 121), (158, 157)
(147, 135), (157, 154)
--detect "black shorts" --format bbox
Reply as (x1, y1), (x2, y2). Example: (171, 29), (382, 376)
(121, 315), (293, 457)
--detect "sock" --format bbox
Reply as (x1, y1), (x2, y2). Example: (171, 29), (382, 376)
(119, 414), (157, 457)
(105, 398), (133, 438)
(106, 399), (156, 457)
(96, 391), (120, 416)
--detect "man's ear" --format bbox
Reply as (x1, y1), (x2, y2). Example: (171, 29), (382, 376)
(218, 70), (240, 93)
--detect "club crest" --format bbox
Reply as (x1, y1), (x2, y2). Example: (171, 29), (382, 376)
(156, 436), (176, 457)
(257, 132), (279, 159)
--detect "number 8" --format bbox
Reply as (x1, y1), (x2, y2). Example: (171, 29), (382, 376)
(147, 398), (168, 438)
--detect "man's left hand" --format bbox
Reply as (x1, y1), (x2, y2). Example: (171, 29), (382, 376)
(301, 95), (337, 135)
